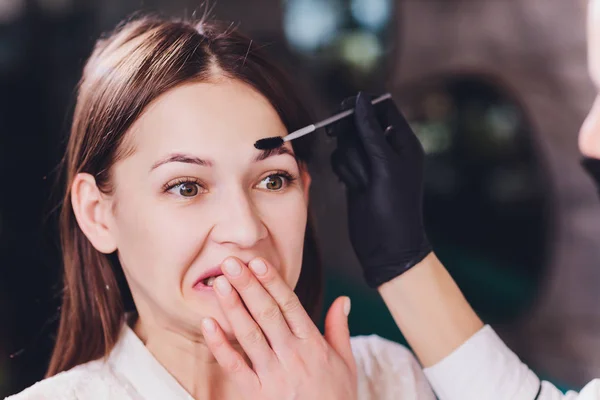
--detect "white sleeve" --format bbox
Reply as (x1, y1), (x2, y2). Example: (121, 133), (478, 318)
(423, 325), (600, 400)
(351, 335), (436, 399)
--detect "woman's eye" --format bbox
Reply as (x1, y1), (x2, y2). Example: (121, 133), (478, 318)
(257, 174), (287, 191)
(179, 182), (199, 197)
(168, 182), (202, 197)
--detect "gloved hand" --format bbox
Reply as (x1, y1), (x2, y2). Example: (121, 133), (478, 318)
(328, 92), (432, 288)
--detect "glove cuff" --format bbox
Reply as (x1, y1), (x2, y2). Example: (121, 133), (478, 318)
(363, 239), (433, 288)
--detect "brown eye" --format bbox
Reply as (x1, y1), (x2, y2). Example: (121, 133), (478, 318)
(179, 182), (199, 197)
(266, 176), (284, 190)
(258, 175), (285, 191)
(165, 178), (205, 198)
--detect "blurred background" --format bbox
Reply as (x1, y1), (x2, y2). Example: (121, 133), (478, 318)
(0, 0), (598, 396)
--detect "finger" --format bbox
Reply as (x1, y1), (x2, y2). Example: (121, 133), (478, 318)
(334, 120), (370, 182)
(326, 96), (356, 138)
(378, 98), (414, 144)
(354, 91), (389, 163)
(324, 296), (356, 373)
(342, 144), (370, 187)
(383, 118), (426, 168)
(248, 257), (319, 340)
(212, 275), (278, 369)
(331, 149), (364, 191)
(201, 317), (258, 390)
(384, 125), (403, 154)
(221, 258), (294, 349)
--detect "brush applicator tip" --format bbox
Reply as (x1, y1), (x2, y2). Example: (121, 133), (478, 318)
(254, 136), (284, 150)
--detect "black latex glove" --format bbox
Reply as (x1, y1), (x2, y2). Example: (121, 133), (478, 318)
(328, 92), (432, 288)
(582, 156), (600, 198)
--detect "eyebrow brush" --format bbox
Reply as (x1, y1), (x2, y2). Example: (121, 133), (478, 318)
(254, 93), (392, 150)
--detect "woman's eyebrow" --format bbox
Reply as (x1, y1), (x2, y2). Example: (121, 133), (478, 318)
(150, 147), (294, 171)
(150, 153), (214, 171)
(253, 146), (295, 162)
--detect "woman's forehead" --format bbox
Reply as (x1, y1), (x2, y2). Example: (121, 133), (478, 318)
(128, 80), (287, 158)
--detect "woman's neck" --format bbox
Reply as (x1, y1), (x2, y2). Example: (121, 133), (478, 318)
(131, 315), (243, 399)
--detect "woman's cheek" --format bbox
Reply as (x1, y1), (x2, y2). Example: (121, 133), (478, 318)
(258, 191), (307, 286)
(119, 201), (207, 283)
(152, 203), (212, 264)
(579, 96), (600, 158)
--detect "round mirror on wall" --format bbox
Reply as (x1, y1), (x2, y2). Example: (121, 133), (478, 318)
(400, 73), (552, 322)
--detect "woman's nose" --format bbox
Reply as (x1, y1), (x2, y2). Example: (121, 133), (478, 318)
(210, 191), (268, 249)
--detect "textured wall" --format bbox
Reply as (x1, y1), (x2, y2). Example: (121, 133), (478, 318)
(394, 0), (599, 386)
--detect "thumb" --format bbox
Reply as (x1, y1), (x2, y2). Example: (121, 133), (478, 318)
(354, 92), (388, 165)
(324, 296), (355, 370)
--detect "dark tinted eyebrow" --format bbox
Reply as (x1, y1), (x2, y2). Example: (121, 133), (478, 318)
(253, 145), (296, 162)
(150, 153), (213, 171)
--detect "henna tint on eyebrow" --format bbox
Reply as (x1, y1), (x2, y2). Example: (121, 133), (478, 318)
(253, 146), (295, 162)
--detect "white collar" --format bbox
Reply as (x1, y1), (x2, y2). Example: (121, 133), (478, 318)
(107, 323), (195, 400)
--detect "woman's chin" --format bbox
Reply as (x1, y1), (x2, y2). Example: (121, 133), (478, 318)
(188, 306), (235, 337)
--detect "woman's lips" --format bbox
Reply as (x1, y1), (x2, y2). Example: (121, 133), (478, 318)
(193, 266), (224, 291)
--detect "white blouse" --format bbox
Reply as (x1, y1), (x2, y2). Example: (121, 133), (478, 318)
(6, 323), (435, 400)
(424, 325), (600, 399)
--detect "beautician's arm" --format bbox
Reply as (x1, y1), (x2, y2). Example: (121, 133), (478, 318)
(329, 93), (600, 400)
(377, 252), (482, 367)
(379, 252), (600, 400)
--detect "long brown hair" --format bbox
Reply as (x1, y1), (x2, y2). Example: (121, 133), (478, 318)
(47, 14), (322, 377)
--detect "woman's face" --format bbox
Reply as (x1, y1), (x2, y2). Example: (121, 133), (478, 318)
(104, 79), (310, 338)
(580, 0), (600, 157)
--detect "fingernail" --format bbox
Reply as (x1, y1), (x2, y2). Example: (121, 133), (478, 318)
(214, 276), (232, 295)
(356, 92), (367, 105)
(202, 318), (216, 333)
(343, 297), (351, 317)
(249, 259), (267, 276)
(223, 258), (242, 276)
